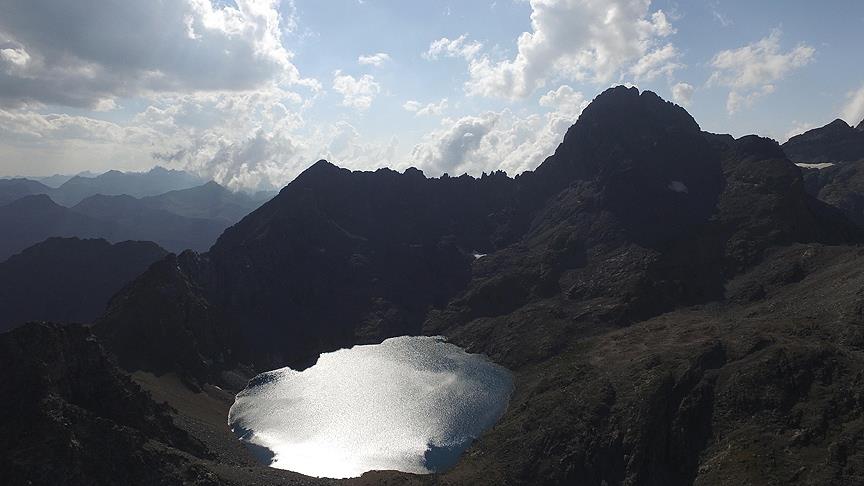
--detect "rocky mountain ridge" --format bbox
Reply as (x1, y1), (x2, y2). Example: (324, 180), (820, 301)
(6, 86), (864, 485)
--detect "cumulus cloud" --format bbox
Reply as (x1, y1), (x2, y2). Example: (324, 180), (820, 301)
(427, 0), (678, 99)
(332, 71), (381, 110)
(841, 84), (864, 127)
(0, 0), (311, 108)
(358, 52), (391, 67)
(671, 82), (694, 107)
(410, 89), (588, 176)
(709, 29), (814, 114)
(410, 114), (498, 174)
(628, 44), (682, 81)
(539, 85), (588, 116)
(402, 98), (449, 117)
(423, 35), (483, 61)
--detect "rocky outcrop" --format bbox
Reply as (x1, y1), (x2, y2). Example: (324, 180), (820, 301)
(782, 119), (864, 163)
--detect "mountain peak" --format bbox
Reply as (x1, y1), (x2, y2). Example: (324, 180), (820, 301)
(857, 119), (864, 132)
(827, 119), (852, 130)
(291, 159), (343, 186)
(536, 85), (704, 183)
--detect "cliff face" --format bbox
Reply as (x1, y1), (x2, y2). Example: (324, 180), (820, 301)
(37, 86), (864, 485)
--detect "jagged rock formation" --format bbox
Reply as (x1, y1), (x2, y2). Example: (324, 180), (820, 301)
(782, 119), (864, 163)
(0, 238), (167, 332)
(8, 86), (864, 485)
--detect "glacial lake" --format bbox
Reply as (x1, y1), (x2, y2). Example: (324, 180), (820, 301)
(227, 335), (513, 479)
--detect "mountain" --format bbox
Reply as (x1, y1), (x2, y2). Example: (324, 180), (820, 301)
(0, 195), (119, 261)
(72, 194), (227, 253)
(51, 166), (207, 206)
(858, 118), (864, 131)
(0, 238), (167, 332)
(9, 86), (864, 485)
(139, 181), (267, 224)
(0, 178), (52, 206)
(782, 118), (864, 163)
(0, 181), (261, 261)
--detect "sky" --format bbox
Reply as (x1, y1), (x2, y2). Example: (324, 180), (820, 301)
(1, 0), (863, 191)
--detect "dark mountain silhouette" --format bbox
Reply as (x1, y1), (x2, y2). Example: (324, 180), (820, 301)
(8, 87), (864, 485)
(858, 118), (864, 131)
(50, 166), (207, 206)
(782, 118), (864, 163)
(0, 178), (52, 206)
(0, 238), (167, 332)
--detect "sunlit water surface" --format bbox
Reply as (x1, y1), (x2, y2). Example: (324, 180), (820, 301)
(227, 336), (513, 478)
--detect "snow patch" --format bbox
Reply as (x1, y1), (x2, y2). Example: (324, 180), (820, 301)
(795, 162), (835, 170)
(668, 180), (689, 193)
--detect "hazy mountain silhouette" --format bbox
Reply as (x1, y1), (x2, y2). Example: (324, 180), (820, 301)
(0, 179), (265, 261)
(50, 166), (207, 206)
(0, 195), (119, 261)
(139, 181), (270, 224)
(0, 238), (167, 332)
(0, 178), (52, 206)
(71, 194), (227, 253)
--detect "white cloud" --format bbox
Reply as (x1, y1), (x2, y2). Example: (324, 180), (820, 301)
(358, 52), (392, 67)
(628, 44), (681, 81)
(709, 29), (814, 114)
(671, 82), (694, 107)
(726, 84), (775, 115)
(539, 85), (588, 116)
(841, 84), (864, 127)
(402, 98), (449, 117)
(410, 91), (588, 176)
(424, 35), (483, 61)
(0, 0), (312, 108)
(332, 71), (381, 110)
(432, 0), (676, 99)
(410, 114), (498, 174)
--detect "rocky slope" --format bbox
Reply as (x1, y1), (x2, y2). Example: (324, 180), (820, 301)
(6, 86), (864, 485)
(0, 237), (167, 332)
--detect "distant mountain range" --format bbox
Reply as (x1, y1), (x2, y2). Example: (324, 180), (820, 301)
(0, 238), (167, 332)
(0, 173), (272, 261)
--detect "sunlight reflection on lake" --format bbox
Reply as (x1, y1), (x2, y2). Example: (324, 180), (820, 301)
(228, 335), (513, 479)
